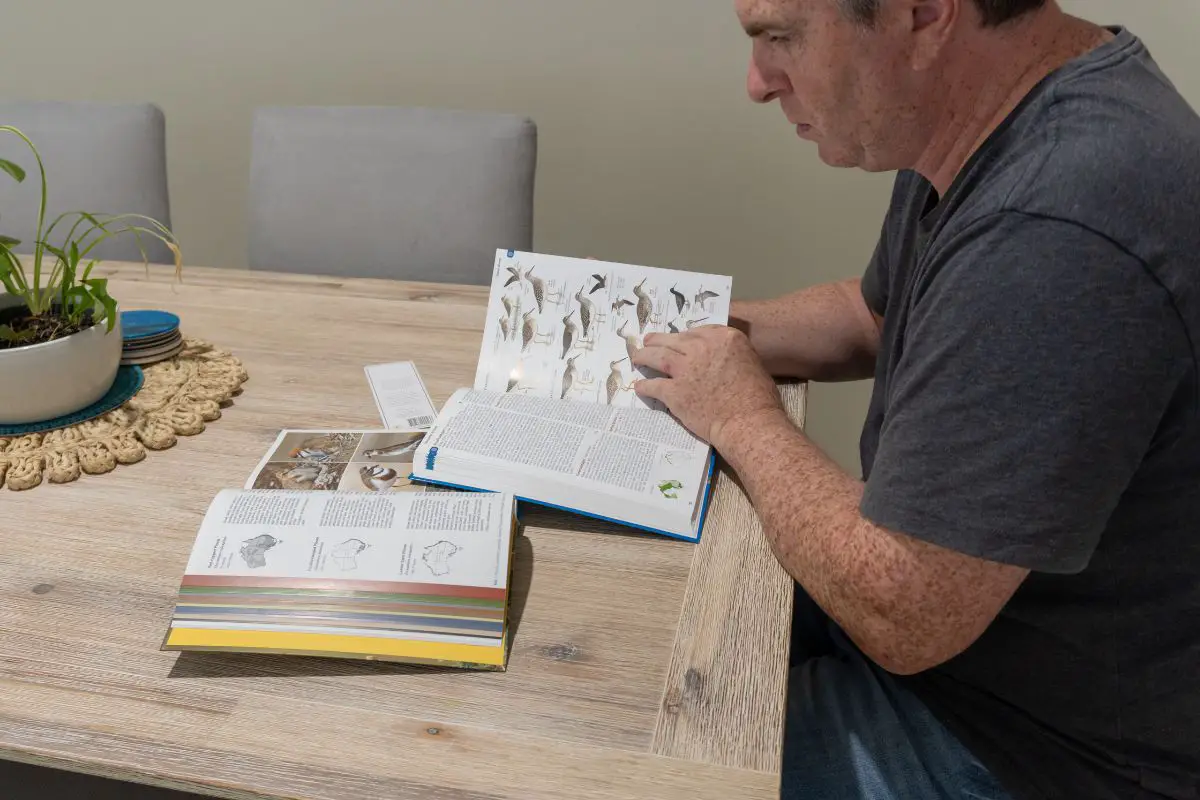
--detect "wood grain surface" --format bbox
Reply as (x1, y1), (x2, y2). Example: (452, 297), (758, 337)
(0, 262), (806, 799)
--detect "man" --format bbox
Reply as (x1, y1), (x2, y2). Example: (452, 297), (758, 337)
(631, 1), (1200, 798)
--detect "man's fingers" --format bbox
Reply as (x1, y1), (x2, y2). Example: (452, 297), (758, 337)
(642, 331), (691, 355)
(631, 344), (681, 376)
(633, 377), (672, 404)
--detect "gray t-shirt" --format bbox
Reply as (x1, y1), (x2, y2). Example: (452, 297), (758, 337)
(858, 26), (1200, 800)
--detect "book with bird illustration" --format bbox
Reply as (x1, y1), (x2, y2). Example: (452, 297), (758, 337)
(410, 249), (734, 543)
(161, 488), (519, 670)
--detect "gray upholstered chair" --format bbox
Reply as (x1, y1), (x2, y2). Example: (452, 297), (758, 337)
(0, 100), (173, 264)
(247, 105), (537, 284)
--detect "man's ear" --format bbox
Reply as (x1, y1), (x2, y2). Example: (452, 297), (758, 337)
(908, 0), (959, 70)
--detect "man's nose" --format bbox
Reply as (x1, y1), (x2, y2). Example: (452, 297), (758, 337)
(747, 57), (781, 104)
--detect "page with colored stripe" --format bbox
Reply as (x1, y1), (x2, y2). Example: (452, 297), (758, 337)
(163, 488), (517, 669)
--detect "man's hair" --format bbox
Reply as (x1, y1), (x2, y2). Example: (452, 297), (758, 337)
(840, 0), (1047, 27)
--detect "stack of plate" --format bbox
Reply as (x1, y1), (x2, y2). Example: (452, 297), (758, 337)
(120, 310), (183, 366)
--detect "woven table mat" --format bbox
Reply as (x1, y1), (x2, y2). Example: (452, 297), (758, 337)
(0, 338), (249, 491)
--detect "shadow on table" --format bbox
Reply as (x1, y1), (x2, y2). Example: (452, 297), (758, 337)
(167, 533), (534, 680)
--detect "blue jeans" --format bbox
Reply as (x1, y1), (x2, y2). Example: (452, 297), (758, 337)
(782, 589), (1013, 800)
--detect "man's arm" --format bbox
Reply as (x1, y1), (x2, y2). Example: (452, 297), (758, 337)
(633, 214), (1183, 677)
(730, 277), (882, 381)
(717, 408), (1029, 675)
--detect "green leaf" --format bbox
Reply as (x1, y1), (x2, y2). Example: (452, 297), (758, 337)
(0, 247), (25, 296)
(0, 235), (19, 247)
(83, 277), (117, 330)
(0, 158), (26, 183)
(0, 324), (35, 344)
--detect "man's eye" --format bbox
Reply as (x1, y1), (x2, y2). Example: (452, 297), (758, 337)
(767, 34), (790, 44)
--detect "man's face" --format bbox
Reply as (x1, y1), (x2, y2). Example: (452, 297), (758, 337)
(736, 0), (924, 172)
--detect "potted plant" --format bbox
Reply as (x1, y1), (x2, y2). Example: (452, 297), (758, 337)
(0, 124), (182, 425)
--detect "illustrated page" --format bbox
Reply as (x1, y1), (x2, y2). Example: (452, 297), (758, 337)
(245, 429), (458, 494)
(473, 249), (732, 411)
(186, 489), (512, 589)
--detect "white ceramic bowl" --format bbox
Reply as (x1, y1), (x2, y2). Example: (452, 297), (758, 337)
(0, 294), (123, 425)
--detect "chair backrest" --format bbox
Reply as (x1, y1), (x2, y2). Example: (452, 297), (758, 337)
(0, 100), (173, 264)
(247, 105), (537, 284)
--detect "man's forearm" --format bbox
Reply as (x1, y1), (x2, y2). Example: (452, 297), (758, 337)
(731, 278), (881, 381)
(714, 409), (1024, 675)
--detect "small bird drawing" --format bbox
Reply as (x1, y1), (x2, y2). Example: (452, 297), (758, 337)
(501, 295), (515, 319)
(529, 267), (560, 313)
(360, 464), (401, 492)
(289, 446), (332, 461)
(669, 284), (687, 315)
(362, 433), (424, 460)
(589, 273), (608, 295)
(574, 284), (598, 338)
(561, 312), (579, 359)
(694, 286), (720, 309)
(686, 317), (711, 329)
(282, 465), (321, 483)
(606, 357), (632, 405)
(521, 310), (552, 352)
(561, 355), (580, 399)
(633, 278), (656, 334)
(499, 313), (512, 341)
(611, 297), (634, 314)
(667, 318), (681, 334)
(503, 263), (527, 288)
(618, 320), (642, 363)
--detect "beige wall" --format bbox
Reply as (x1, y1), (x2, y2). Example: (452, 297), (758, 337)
(1, 1), (1197, 473)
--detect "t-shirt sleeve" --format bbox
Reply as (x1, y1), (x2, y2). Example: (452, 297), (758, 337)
(860, 232), (888, 317)
(859, 211), (1191, 574)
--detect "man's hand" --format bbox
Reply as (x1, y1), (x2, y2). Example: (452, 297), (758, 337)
(631, 325), (786, 447)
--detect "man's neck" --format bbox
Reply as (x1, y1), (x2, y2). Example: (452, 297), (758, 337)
(912, 11), (1115, 197)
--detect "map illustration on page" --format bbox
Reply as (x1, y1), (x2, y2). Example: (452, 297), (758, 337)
(474, 249), (733, 411)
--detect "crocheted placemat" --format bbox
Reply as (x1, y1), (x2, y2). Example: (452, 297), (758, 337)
(0, 338), (249, 491)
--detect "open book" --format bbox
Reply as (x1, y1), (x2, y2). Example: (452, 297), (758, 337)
(162, 488), (517, 669)
(410, 249), (733, 542)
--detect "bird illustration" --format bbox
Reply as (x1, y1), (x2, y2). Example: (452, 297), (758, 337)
(561, 355), (580, 399)
(633, 278), (657, 334)
(282, 465), (321, 483)
(574, 284), (598, 338)
(694, 286), (720, 309)
(362, 433), (424, 460)
(521, 310), (552, 352)
(618, 320), (642, 363)
(669, 284), (687, 315)
(611, 297), (634, 314)
(589, 273), (608, 295)
(606, 357), (632, 405)
(499, 313), (513, 341)
(561, 312), (579, 359)
(686, 317), (711, 330)
(360, 464), (401, 492)
(528, 266), (560, 313)
(501, 295), (515, 319)
(503, 263), (528, 288)
(667, 318), (681, 334)
(289, 447), (332, 461)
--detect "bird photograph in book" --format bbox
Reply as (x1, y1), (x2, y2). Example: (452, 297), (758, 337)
(475, 249), (733, 412)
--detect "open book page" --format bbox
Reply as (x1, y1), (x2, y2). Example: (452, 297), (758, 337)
(418, 389), (712, 515)
(474, 249), (733, 411)
(185, 489), (513, 590)
(246, 429), (444, 494)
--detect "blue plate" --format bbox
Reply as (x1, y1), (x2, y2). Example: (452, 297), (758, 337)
(0, 366), (144, 436)
(122, 309), (180, 341)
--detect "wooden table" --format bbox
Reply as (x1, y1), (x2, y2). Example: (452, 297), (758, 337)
(0, 262), (804, 800)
